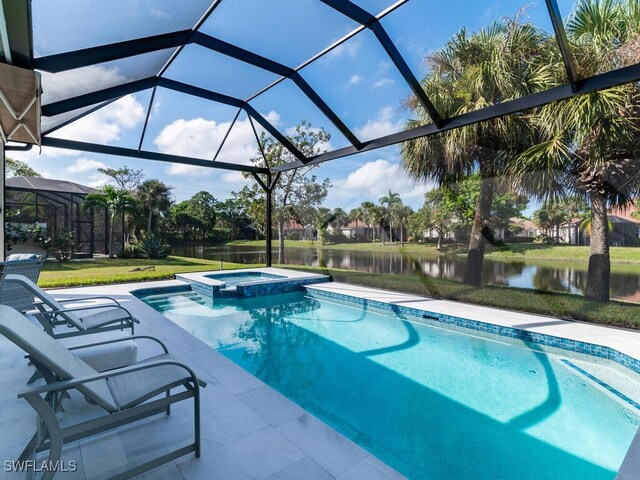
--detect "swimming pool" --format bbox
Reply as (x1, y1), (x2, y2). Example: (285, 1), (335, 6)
(138, 288), (640, 479)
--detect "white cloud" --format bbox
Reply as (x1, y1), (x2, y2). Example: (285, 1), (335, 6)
(326, 35), (361, 61)
(372, 78), (394, 89)
(328, 159), (428, 208)
(345, 74), (363, 88)
(50, 94), (145, 144)
(65, 158), (107, 174)
(355, 106), (404, 140)
(154, 113), (282, 176)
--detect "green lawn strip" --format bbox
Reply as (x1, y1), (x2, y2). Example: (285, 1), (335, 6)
(285, 265), (640, 330)
(40, 256), (260, 288)
(228, 240), (640, 264)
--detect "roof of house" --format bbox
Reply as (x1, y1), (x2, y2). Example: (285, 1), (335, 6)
(5, 176), (101, 195)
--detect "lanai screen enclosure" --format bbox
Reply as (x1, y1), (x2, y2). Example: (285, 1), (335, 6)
(1, 0), (640, 263)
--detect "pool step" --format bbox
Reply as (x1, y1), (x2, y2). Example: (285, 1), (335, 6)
(220, 286), (237, 298)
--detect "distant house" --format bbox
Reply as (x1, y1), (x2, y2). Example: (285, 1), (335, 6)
(493, 218), (541, 241)
(558, 204), (640, 246)
(327, 220), (369, 240)
(282, 220), (314, 240)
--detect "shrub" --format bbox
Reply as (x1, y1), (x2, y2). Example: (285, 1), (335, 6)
(119, 242), (143, 259)
(39, 229), (76, 261)
(287, 231), (302, 241)
(139, 235), (170, 259)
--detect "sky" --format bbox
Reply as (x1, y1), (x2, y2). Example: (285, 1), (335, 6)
(14, 0), (575, 213)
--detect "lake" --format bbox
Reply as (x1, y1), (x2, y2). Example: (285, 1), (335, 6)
(171, 244), (640, 303)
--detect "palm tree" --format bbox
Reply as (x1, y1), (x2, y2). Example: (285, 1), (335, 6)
(348, 206), (364, 242)
(394, 204), (413, 246)
(137, 179), (174, 234)
(380, 190), (402, 244)
(401, 13), (560, 286)
(360, 201), (377, 242)
(512, 0), (640, 301)
(83, 186), (137, 258)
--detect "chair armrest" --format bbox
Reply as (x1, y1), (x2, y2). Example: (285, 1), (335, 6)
(40, 304), (140, 324)
(57, 296), (122, 307)
(18, 359), (206, 398)
(67, 335), (169, 354)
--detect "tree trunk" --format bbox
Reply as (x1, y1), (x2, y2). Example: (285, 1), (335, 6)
(400, 224), (404, 246)
(585, 192), (610, 302)
(109, 215), (116, 259)
(381, 223), (386, 245)
(463, 171), (495, 286)
(278, 218), (285, 264)
(354, 219), (358, 242)
(437, 231), (443, 250)
(371, 224), (376, 242)
(147, 210), (153, 234)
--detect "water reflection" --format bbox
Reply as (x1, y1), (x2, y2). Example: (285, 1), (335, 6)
(172, 244), (640, 302)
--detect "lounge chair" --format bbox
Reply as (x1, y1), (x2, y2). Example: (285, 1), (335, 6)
(0, 305), (205, 480)
(0, 254), (46, 311)
(3, 274), (139, 339)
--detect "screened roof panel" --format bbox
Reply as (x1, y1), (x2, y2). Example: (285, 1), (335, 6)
(41, 103), (105, 135)
(7, 0), (640, 175)
(214, 110), (261, 166)
(162, 44), (281, 100)
(48, 91), (152, 149)
(39, 48), (175, 106)
(298, 29), (417, 141)
(380, 0), (568, 121)
(140, 87), (240, 161)
(31, 0), (211, 56)
(249, 79), (351, 151)
(199, 0), (359, 67)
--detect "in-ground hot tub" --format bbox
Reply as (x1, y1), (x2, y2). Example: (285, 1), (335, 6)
(174, 268), (330, 298)
(206, 271), (285, 286)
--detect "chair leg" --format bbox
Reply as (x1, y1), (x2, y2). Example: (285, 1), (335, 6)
(194, 385), (201, 458)
(23, 394), (63, 480)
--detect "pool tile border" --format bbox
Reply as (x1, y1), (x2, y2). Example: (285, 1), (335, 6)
(304, 287), (640, 375)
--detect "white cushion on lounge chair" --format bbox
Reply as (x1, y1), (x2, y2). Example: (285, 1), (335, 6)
(59, 332), (139, 372)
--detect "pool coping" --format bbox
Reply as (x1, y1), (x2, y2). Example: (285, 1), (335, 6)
(303, 283), (640, 375)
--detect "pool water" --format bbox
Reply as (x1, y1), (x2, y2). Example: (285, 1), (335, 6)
(205, 271), (285, 287)
(139, 289), (640, 480)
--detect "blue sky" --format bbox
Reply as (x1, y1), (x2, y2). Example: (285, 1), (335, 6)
(17, 0), (575, 213)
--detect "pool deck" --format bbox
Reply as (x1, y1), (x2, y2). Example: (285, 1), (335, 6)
(1, 271), (640, 479)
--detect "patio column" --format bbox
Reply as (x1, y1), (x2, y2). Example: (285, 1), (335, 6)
(266, 171), (273, 268)
(251, 171), (280, 268)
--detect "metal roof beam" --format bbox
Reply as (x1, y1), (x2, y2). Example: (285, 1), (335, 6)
(32, 30), (192, 72)
(192, 32), (361, 147)
(41, 137), (269, 174)
(320, 0), (443, 128)
(545, 0), (579, 92)
(42, 78), (157, 116)
(274, 61), (640, 172)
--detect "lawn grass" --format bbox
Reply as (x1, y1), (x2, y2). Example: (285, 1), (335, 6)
(39, 256), (260, 288)
(285, 265), (640, 330)
(229, 239), (640, 264)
